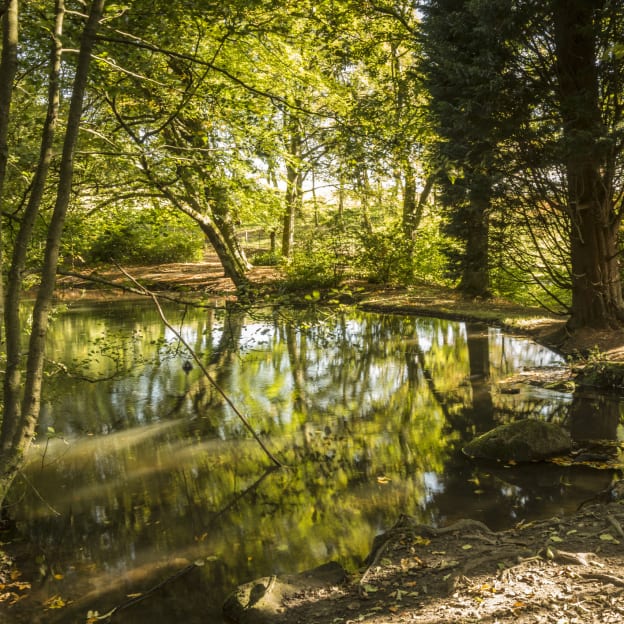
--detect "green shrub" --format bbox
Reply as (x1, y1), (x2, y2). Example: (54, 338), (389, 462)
(355, 225), (415, 284)
(283, 241), (341, 290)
(251, 250), (281, 266)
(411, 218), (455, 286)
(64, 207), (204, 265)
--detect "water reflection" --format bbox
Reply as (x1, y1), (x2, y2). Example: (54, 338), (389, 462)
(6, 301), (622, 623)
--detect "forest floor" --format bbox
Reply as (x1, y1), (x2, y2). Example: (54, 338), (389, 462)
(226, 503), (624, 624)
(3, 258), (624, 624)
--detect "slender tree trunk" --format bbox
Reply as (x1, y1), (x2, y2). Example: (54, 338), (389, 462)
(402, 168), (434, 242)
(0, 0), (105, 505)
(281, 111), (302, 258)
(358, 169), (373, 234)
(402, 163), (417, 239)
(553, 0), (624, 328)
(0, 0), (19, 342)
(2, 0), (64, 452)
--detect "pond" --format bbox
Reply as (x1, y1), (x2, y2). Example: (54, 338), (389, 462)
(6, 300), (623, 623)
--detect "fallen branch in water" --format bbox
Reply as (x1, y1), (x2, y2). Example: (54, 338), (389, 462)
(119, 266), (283, 468)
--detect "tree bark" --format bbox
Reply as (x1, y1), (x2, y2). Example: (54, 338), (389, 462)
(206, 181), (252, 275)
(553, 0), (624, 328)
(403, 168), (433, 241)
(152, 175), (251, 290)
(0, 0), (19, 342)
(402, 163), (417, 239)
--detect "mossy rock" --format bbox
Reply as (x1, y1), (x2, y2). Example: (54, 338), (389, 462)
(463, 419), (572, 463)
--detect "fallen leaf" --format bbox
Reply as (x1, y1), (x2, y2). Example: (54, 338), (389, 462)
(44, 594), (71, 610)
(462, 544), (473, 550)
(600, 533), (620, 543)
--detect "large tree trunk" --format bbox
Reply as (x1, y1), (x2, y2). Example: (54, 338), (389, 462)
(458, 173), (491, 297)
(553, 0), (624, 328)
(0, 0), (19, 342)
(0, 0), (105, 506)
(206, 182), (252, 275)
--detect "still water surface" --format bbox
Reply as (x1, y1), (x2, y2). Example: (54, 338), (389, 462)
(7, 300), (623, 622)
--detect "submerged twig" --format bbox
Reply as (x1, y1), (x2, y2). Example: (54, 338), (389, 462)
(119, 266), (283, 468)
(18, 472), (62, 516)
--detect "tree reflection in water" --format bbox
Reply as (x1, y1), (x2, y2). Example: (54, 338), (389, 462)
(6, 301), (621, 623)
